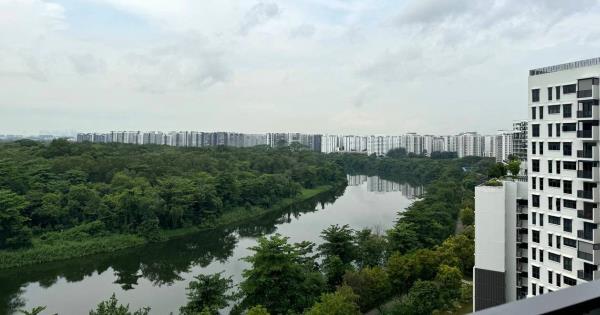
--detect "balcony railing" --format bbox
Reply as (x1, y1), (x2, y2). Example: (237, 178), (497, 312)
(578, 110), (594, 118)
(579, 209), (594, 220)
(578, 190), (594, 199)
(579, 90), (593, 98)
(578, 170), (594, 179)
(578, 229), (594, 241)
(578, 130), (593, 138)
(578, 150), (594, 158)
(578, 270), (594, 281)
(578, 250), (594, 262)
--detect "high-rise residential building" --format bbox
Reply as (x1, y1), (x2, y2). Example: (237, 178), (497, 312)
(527, 57), (600, 299)
(474, 178), (529, 311)
(512, 120), (528, 161)
(457, 132), (483, 158)
(483, 135), (496, 158)
(495, 130), (516, 163)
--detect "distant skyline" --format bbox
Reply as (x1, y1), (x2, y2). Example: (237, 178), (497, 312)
(2, 0), (600, 134)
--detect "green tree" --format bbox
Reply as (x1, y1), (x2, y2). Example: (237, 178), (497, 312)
(319, 224), (356, 264)
(89, 294), (150, 315)
(507, 159), (521, 177)
(355, 228), (387, 268)
(435, 265), (463, 308)
(18, 306), (47, 315)
(322, 255), (351, 289)
(240, 234), (325, 314)
(391, 280), (441, 315)
(246, 305), (270, 315)
(342, 266), (391, 311)
(0, 189), (32, 249)
(487, 162), (506, 178)
(459, 207), (474, 226)
(386, 221), (420, 254)
(305, 286), (361, 315)
(179, 272), (236, 315)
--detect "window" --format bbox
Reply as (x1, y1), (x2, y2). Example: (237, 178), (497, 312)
(533, 159), (540, 172)
(557, 273), (561, 287)
(563, 142), (572, 156)
(556, 123), (561, 137)
(532, 141), (537, 154)
(564, 218), (572, 232)
(548, 124), (553, 137)
(540, 213), (544, 226)
(532, 194), (540, 207)
(549, 271), (554, 284)
(548, 87), (553, 100)
(557, 235), (561, 249)
(539, 142), (544, 155)
(556, 86), (561, 100)
(564, 276), (576, 286)
(533, 230), (540, 243)
(532, 211), (537, 224)
(539, 286), (544, 295)
(548, 197), (553, 210)
(563, 199), (576, 209)
(563, 161), (576, 170)
(548, 233), (553, 246)
(540, 249), (544, 262)
(549, 142), (560, 150)
(549, 215), (561, 225)
(549, 179), (561, 188)
(540, 106), (544, 119)
(564, 237), (576, 248)
(564, 257), (573, 272)
(532, 107), (537, 119)
(563, 104), (572, 118)
(532, 89), (540, 102)
(556, 161), (561, 174)
(539, 177), (544, 190)
(556, 197), (561, 211)
(563, 123), (576, 132)
(532, 177), (537, 189)
(549, 252), (561, 262)
(563, 180), (572, 194)
(548, 160), (553, 173)
(532, 247), (537, 260)
(532, 124), (540, 137)
(563, 84), (576, 94)
(532, 283), (537, 296)
(532, 265), (540, 279)
(548, 105), (560, 114)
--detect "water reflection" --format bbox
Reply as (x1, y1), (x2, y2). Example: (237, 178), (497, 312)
(0, 176), (421, 315)
(347, 175), (424, 199)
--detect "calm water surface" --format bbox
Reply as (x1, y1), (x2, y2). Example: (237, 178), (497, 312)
(0, 175), (422, 315)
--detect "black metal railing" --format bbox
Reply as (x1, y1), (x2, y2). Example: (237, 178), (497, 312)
(578, 130), (593, 138)
(578, 170), (594, 179)
(578, 110), (594, 118)
(578, 190), (594, 199)
(578, 150), (594, 158)
(578, 270), (594, 281)
(579, 90), (593, 98)
(578, 229), (594, 241)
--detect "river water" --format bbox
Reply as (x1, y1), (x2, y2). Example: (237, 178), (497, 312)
(0, 175), (422, 315)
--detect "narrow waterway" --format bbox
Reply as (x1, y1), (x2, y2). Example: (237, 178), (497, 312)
(0, 175), (423, 315)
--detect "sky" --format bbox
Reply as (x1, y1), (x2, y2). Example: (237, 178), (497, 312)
(2, 0), (600, 135)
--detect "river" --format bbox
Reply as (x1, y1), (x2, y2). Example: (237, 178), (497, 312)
(0, 175), (423, 315)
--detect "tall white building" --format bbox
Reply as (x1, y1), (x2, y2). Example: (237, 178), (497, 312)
(527, 57), (600, 298)
(483, 135), (496, 158)
(457, 132), (483, 158)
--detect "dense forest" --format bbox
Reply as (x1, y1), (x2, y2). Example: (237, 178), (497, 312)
(0, 140), (346, 268)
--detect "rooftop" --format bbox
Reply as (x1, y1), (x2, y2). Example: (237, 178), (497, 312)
(529, 57), (600, 76)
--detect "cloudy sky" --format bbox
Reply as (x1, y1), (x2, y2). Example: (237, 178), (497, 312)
(2, 0), (600, 135)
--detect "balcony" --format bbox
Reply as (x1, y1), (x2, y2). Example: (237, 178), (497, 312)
(578, 250), (594, 261)
(578, 130), (593, 138)
(516, 205), (528, 214)
(516, 278), (528, 287)
(578, 229), (594, 241)
(578, 170), (599, 182)
(578, 270), (594, 281)
(579, 209), (594, 220)
(578, 189), (598, 201)
(578, 89), (594, 98)
(577, 149), (597, 159)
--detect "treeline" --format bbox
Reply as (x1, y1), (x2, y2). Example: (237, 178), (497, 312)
(0, 140), (346, 252)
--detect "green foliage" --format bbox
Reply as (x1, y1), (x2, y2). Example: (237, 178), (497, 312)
(435, 265), (463, 308)
(487, 162), (507, 178)
(507, 159), (521, 176)
(240, 234), (325, 314)
(354, 228), (387, 268)
(390, 280), (441, 315)
(89, 294), (150, 315)
(246, 305), (270, 315)
(319, 224), (356, 265)
(459, 206), (474, 226)
(179, 272), (236, 315)
(386, 148), (407, 158)
(18, 306), (47, 315)
(342, 266), (392, 311)
(0, 189), (33, 249)
(305, 286), (361, 315)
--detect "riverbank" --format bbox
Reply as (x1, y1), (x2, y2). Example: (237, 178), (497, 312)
(0, 185), (338, 270)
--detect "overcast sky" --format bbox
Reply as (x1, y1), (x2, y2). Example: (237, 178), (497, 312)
(2, 0), (600, 135)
